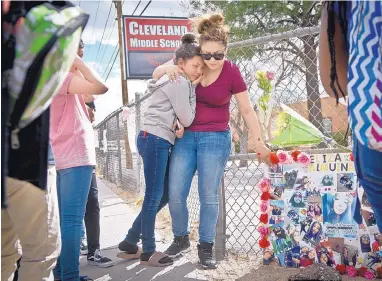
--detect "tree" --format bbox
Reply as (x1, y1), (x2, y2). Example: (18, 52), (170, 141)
(181, 0), (324, 133)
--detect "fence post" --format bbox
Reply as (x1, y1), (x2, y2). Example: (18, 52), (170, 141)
(135, 92), (142, 195)
(116, 111), (123, 185)
(215, 175), (227, 261)
(104, 122), (109, 181)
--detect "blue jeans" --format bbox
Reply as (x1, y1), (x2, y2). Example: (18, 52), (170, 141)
(80, 221), (86, 241)
(127, 131), (171, 253)
(353, 137), (382, 232)
(53, 166), (92, 281)
(168, 130), (231, 243)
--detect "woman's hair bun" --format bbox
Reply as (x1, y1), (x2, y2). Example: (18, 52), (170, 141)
(197, 18), (212, 34)
(181, 33), (197, 44)
(209, 14), (224, 25)
(196, 14), (225, 34)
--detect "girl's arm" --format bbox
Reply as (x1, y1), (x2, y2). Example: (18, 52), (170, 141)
(153, 60), (184, 81)
(234, 90), (271, 165)
(68, 55), (108, 96)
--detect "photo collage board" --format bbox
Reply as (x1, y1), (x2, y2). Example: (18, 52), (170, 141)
(263, 153), (382, 273)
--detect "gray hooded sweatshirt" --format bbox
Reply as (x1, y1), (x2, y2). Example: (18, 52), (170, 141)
(142, 75), (196, 144)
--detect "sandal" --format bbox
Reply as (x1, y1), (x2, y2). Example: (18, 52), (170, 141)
(117, 247), (142, 260)
(140, 251), (173, 267)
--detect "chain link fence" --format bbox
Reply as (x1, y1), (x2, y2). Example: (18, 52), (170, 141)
(94, 26), (349, 261)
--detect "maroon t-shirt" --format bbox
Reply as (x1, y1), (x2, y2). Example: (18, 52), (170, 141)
(188, 60), (247, 132)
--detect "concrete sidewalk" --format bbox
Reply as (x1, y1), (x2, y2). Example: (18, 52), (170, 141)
(79, 178), (207, 281)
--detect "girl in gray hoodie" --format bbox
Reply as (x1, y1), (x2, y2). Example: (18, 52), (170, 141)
(117, 34), (204, 267)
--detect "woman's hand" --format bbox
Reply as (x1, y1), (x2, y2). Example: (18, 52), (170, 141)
(255, 142), (272, 166)
(175, 120), (184, 138)
(166, 65), (184, 82)
(192, 73), (204, 85)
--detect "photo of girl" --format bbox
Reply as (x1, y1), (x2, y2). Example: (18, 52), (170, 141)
(307, 187), (320, 197)
(271, 225), (292, 255)
(300, 217), (313, 235)
(284, 169), (298, 189)
(300, 245), (316, 267)
(287, 209), (300, 225)
(271, 200), (284, 216)
(291, 231), (300, 247)
(284, 247), (300, 268)
(295, 176), (311, 191)
(337, 173), (355, 192)
(343, 246), (350, 266)
(269, 216), (283, 225)
(307, 201), (323, 222)
(323, 193), (356, 225)
(372, 234), (382, 253)
(303, 221), (323, 246)
(286, 223), (301, 247)
(321, 175), (334, 187)
(317, 247), (334, 266)
(270, 164), (283, 174)
(319, 240), (342, 264)
(288, 191), (306, 208)
(360, 234), (372, 253)
(361, 209), (377, 227)
(272, 186), (284, 200)
(263, 248), (277, 265)
(286, 223), (297, 236)
(270, 216), (276, 225)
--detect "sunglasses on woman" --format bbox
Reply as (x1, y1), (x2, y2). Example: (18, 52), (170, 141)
(200, 52), (225, 61)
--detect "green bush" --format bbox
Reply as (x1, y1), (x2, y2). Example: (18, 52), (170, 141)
(235, 141), (241, 153)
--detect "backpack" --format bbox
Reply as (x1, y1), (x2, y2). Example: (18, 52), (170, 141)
(347, 0), (382, 151)
(6, 1), (89, 149)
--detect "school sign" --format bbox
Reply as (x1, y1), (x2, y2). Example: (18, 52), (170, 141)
(122, 16), (191, 79)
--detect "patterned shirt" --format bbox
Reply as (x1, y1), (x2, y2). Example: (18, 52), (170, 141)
(346, 1), (382, 150)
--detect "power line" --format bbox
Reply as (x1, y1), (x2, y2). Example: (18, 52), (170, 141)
(86, 0), (101, 60)
(132, 0), (141, 15)
(99, 11), (117, 66)
(139, 0), (152, 16)
(105, 49), (119, 81)
(102, 0), (144, 81)
(103, 44), (118, 79)
(95, 1), (113, 60)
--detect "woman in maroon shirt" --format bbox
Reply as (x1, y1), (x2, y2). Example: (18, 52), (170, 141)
(153, 14), (271, 269)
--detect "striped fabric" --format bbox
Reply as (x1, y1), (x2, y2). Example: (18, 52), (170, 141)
(348, 1), (382, 151)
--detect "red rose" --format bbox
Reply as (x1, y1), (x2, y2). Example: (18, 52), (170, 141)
(261, 192), (271, 201)
(358, 266), (368, 277)
(291, 150), (302, 162)
(260, 213), (269, 224)
(269, 152), (280, 165)
(259, 237), (270, 248)
(350, 152), (354, 162)
(335, 264), (346, 275)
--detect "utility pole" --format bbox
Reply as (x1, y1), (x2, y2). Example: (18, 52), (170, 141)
(115, 0), (128, 104)
(114, 0), (133, 169)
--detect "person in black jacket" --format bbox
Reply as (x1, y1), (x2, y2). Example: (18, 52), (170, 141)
(1, 2), (92, 281)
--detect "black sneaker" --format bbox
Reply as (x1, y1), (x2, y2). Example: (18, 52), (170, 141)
(164, 235), (191, 257)
(87, 249), (114, 268)
(198, 242), (217, 269)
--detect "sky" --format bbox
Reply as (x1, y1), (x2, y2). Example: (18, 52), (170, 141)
(75, 0), (187, 123)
